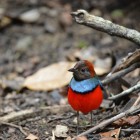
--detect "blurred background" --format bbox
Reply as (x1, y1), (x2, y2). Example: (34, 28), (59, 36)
(0, 0), (139, 77)
(0, 0), (140, 139)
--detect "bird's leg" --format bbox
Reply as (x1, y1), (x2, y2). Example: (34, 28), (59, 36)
(90, 111), (93, 126)
(76, 111), (79, 134)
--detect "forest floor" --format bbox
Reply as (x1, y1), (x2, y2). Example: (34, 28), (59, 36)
(0, 0), (140, 140)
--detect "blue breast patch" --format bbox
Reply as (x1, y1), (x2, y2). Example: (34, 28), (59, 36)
(70, 77), (102, 94)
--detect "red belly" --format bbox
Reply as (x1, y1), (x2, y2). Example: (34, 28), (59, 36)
(68, 86), (103, 114)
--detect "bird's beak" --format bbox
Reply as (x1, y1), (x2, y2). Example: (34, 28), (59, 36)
(68, 68), (76, 72)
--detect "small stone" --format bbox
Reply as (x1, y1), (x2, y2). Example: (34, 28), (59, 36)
(54, 125), (69, 138)
(20, 9), (40, 23)
(15, 36), (33, 51)
(45, 23), (56, 33)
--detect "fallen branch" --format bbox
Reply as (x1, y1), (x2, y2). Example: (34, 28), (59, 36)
(108, 84), (140, 100)
(71, 10), (140, 45)
(122, 129), (140, 132)
(129, 96), (140, 116)
(0, 105), (71, 123)
(111, 49), (140, 73)
(0, 102), (110, 123)
(1, 122), (28, 136)
(131, 94), (140, 108)
(73, 104), (140, 139)
(102, 62), (140, 85)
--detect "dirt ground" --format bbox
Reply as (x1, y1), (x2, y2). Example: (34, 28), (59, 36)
(0, 0), (140, 140)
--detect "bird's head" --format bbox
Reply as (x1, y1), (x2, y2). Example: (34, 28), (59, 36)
(68, 60), (95, 81)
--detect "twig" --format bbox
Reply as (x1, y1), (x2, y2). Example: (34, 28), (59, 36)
(0, 105), (71, 123)
(108, 84), (140, 100)
(47, 114), (75, 123)
(121, 129), (140, 132)
(1, 122), (28, 136)
(111, 49), (140, 73)
(132, 95), (140, 107)
(71, 10), (140, 45)
(73, 104), (140, 139)
(119, 78), (131, 88)
(102, 62), (140, 85)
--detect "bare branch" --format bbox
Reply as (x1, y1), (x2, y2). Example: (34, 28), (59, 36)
(0, 105), (71, 123)
(102, 62), (140, 85)
(1, 122), (28, 136)
(73, 104), (140, 139)
(112, 49), (140, 73)
(71, 10), (140, 45)
(0, 103), (109, 123)
(109, 84), (140, 100)
(131, 94), (140, 107)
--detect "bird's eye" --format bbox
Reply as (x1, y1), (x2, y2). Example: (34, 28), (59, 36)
(81, 69), (86, 72)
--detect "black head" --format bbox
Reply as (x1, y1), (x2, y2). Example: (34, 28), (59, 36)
(68, 60), (95, 81)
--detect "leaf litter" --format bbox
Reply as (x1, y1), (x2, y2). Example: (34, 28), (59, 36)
(23, 61), (75, 91)
(0, 0), (140, 140)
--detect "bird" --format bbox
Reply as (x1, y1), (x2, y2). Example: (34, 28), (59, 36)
(67, 60), (103, 132)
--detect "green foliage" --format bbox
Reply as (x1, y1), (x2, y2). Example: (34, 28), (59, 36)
(111, 9), (124, 18)
(77, 40), (88, 49)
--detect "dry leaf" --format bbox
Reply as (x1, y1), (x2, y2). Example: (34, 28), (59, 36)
(25, 133), (39, 140)
(54, 125), (69, 138)
(100, 137), (118, 140)
(113, 114), (140, 126)
(23, 61), (75, 91)
(126, 114), (140, 125)
(76, 136), (88, 140)
(66, 136), (72, 140)
(100, 128), (120, 139)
